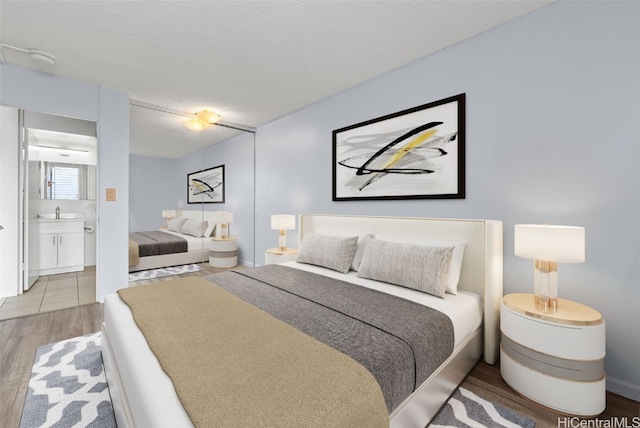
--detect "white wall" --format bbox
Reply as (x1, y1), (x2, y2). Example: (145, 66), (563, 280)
(0, 63), (130, 302)
(245, 1), (639, 399)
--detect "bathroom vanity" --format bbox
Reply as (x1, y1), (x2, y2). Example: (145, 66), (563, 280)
(31, 217), (85, 276)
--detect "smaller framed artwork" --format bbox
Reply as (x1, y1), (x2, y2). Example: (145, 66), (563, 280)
(187, 164), (225, 204)
(332, 93), (465, 201)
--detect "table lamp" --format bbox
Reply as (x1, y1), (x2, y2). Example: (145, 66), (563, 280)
(270, 214), (295, 253)
(162, 210), (176, 227)
(212, 211), (233, 239)
(514, 224), (585, 313)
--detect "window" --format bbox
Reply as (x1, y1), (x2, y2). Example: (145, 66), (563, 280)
(44, 162), (87, 200)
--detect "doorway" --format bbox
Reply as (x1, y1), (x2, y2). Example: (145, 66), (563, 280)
(0, 107), (97, 318)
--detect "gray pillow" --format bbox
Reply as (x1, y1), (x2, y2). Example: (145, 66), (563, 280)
(296, 233), (358, 274)
(167, 217), (187, 232)
(314, 230), (374, 271)
(351, 233), (374, 271)
(357, 238), (454, 298)
(180, 218), (208, 237)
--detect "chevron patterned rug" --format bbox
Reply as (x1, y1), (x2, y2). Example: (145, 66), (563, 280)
(19, 332), (115, 428)
(430, 387), (536, 427)
(20, 333), (535, 428)
(128, 263), (201, 282)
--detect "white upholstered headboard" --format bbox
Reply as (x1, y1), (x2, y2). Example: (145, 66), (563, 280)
(298, 214), (503, 364)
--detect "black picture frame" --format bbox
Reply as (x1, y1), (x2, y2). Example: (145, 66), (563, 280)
(332, 93), (465, 201)
(187, 164), (225, 204)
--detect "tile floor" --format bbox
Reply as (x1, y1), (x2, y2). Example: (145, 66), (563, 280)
(0, 266), (96, 320)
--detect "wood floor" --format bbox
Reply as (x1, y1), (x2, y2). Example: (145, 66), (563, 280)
(0, 304), (103, 428)
(1, 264), (638, 427)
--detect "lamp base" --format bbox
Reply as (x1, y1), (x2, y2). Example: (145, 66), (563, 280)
(534, 295), (558, 313)
(533, 260), (559, 313)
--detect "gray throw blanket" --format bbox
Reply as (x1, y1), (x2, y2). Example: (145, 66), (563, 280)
(129, 230), (188, 257)
(205, 264), (454, 412)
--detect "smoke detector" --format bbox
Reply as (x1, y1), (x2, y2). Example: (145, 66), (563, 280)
(28, 49), (56, 66)
(0, 41), (55, 68)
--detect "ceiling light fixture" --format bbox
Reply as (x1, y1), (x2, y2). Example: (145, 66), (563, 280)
(130, 100), (256, 134)
(195, 110), (221, 125)
(183, 110), (221, 131)
(0, 41), (56, 67)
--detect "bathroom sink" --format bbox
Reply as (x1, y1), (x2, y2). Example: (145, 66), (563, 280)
(37, 213), (85, 220)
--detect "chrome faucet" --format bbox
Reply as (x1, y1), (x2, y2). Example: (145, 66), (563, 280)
(55, 207), (60, 220)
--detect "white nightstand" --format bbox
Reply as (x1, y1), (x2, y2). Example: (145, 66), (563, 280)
(209, 238), (238, 268)
(500, 293), (605, 416)
(264, 248), (298, 265)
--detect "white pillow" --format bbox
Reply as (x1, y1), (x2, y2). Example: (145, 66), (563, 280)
(167, 217), (187, 232)
(357, 238), (454, 298)
(203, 221), (215, 238)
(180, 218), (208, 237)
(296, 232), (358, 274)
(376, 234), (465, 295)
(315, 229), (374, 271)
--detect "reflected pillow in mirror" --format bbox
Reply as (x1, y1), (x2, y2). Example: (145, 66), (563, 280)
(167, 217), (187, 232)
(181, 218), (208, 237)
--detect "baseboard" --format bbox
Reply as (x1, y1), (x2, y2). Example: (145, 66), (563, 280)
(607, 376), (640, 402)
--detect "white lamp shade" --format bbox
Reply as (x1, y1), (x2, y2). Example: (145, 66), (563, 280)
(212, 211), (233, 224)
(162, 210), (176, 218)
(514, 224), (585, 263)
(271, 214), (295, 230)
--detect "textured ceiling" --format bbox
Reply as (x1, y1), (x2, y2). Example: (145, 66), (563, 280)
(0, 0), (552, 159)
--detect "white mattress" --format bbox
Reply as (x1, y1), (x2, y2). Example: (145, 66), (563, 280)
(160, 229), (207, 252)
(103, 264), (483, 428)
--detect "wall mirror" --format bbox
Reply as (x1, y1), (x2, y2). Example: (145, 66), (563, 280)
(127, 103), (256, 273)
(27, 128), (97, 201)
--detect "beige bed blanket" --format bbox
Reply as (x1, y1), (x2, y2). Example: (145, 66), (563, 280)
(117, 277), (388, 428)
(128, 238), (139, 266)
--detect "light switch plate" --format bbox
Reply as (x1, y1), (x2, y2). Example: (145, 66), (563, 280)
(106, 188), (116, 201)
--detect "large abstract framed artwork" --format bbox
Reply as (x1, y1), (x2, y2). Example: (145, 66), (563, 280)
(187, 164), (225, 204)
(332, 93), (465, 201)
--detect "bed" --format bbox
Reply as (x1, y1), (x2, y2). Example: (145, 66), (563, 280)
(104, 214), (503, 427)
(128, 210), (216, 272)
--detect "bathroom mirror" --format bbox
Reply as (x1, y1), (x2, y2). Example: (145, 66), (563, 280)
(27, 128), (97, 201)
(30, 161), (96, 200)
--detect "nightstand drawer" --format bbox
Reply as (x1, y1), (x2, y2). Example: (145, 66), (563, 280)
(501, 346), (606, 415)
(500, 293), (606, 416)
(501, 303), (605, 360)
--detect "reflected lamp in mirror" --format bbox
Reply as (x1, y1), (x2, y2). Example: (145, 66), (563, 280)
(212, 211), (233, 239)
(162, 210), (176, 228)
(271, 215), (296, 253)
(514, 224), (585, 313)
